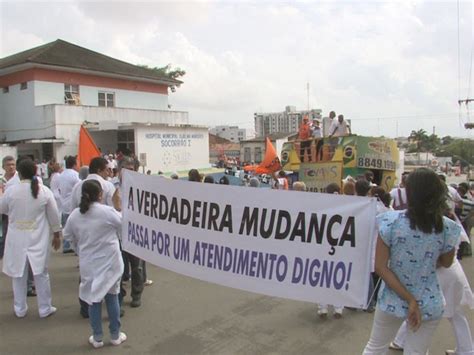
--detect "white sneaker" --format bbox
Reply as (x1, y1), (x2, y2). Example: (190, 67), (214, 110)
(89, 336), (104, 349)
(40, 306), (57, 318)
(15, 311), (27, 318)
(317, 308), (328, 318)
(110, 332), (127, 346)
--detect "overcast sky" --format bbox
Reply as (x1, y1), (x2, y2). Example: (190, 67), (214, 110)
(1, 0), (473, 138)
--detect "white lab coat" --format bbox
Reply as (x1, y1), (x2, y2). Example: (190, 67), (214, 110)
(0, 181), (61, 277)
(49, 172), (62, 213)
(63, 203), (124, 304)
(4, 171), (20, 190)
(70, 173), (116, 209)
(58, 169), (80, 214)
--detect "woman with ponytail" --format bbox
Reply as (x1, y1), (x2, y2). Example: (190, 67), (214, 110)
(0, 158), (61, 318)
(63, 180), (126, 348)
(363, 168), (462, 354)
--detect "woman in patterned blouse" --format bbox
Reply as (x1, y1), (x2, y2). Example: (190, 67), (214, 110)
(363, 168), (461, 354)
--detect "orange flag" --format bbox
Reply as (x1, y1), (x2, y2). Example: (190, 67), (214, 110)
(77, 125), (101, 166)
(244, 137), (282, 174)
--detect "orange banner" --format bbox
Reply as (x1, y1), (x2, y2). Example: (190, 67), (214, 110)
(77, 125), (101, 166)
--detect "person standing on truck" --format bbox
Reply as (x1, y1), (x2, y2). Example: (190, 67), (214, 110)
(329, 114), (351, 137)
(323, 111), (336, 137)
(298, 115), (312, 162)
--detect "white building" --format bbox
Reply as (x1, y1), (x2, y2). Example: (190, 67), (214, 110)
(254, 106), (322, 137)
(209, 125), (247, 143)
(0, 39), (209, 173)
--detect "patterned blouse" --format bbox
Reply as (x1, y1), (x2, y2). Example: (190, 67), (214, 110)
(376, 211), (460, 320)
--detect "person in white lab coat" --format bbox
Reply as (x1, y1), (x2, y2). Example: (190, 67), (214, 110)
(1, 155), (19, 258)
(57, 156), (80, 253)
(63, 180), (126, 348)
(0, 158), (61, 318)
(70, 157), (116, 210)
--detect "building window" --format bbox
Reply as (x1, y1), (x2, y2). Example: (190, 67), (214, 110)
(20, 82), (27, 90)
(117, 129), (135, 154)
(2, 86), (8, 93)
(98, 92), (115, 107)
(64, 84), (81, 104)
(255, 147), (262, 163)
(244, 147), (251, 162)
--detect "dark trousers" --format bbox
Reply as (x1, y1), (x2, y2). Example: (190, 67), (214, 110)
(299, 140), (312, 162)
(316, 139), (324, 161)
(120, 252), (144, 303)
(0, 214), (8, 258)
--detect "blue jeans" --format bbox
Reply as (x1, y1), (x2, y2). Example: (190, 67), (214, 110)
(89, 293), (121, 341)
(61, 213), (72, 252)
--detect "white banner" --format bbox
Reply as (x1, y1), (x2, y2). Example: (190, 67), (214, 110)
(122, 170), (377, 308)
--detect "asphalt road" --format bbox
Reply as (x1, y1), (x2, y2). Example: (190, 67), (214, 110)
(0, 250), (472, 355)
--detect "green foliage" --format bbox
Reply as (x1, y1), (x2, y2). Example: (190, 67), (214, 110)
(407, 129), (440, 152)
(436, 139), (474, 166)
(138, 64), (186, 80)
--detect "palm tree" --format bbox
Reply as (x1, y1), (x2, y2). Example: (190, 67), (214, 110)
(409, 129), (428, 151)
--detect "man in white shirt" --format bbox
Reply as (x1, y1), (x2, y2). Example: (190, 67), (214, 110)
(329, 114), (351, 137)
(58, 156), (80, 253)
(39, 159), (49, 181)
(323, 111), (336, 137)
(70, 157), (116, 210)
(390, 172), (409, 210)
(311, 119), (322, 138)
(1, 156), (19, 258)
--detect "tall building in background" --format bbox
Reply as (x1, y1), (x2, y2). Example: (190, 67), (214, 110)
(209, 125), (247, 143)
(254, 106), (322, 137)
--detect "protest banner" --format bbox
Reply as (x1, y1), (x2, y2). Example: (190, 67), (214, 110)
(122, 170), (377, 308)
(300, 162), (343, 193)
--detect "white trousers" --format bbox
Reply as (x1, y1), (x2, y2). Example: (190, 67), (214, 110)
(394, 312), (474, 355)
(363, 307), (440, 355)
(318, 304), (344, 313)
(12, 259), (53, 318)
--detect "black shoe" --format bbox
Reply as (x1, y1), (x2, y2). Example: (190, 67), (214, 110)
(120, 308), (125, 317)
(130, 299), (141, 308)
(27, 289), (37, 297)
(80, 309), (89, 319)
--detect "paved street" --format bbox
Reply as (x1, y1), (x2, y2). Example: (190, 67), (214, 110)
(0, 250), (472, 354)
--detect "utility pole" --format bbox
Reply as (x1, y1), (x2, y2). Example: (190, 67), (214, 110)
(306, 82), (310, 110)
(458, 99), (473, 130)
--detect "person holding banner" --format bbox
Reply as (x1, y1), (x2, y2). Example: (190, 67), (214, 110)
(318, 182), (344, 319)
(363, 168), (461, 354)
(63, 180), (126, 348)
(115, 156), (145, 308)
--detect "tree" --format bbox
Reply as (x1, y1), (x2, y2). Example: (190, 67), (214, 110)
(441, 135), (454, 145)
(408, 129), (428, 152)
(436, 139), (474, 166)
(138, 64), (186, 92)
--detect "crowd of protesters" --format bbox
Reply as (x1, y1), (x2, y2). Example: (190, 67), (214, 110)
(0, 149), (473, 352)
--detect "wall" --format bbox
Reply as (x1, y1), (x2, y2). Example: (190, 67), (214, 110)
(0, 81), (37, 141)
(209, 126), (247, 143)
(135, 126), (209, 174)
(239, 139), (286, 164)
(79, 85), (168, 110)
(32, 80), (168, 110)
